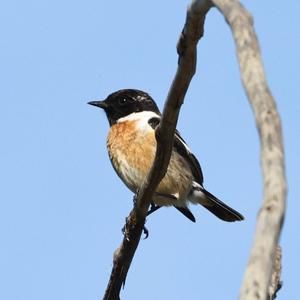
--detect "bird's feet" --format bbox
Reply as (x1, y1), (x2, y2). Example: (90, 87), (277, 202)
(122, 217), (149, 240)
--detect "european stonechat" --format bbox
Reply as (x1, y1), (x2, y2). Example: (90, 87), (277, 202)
(88, 89), (244, 222)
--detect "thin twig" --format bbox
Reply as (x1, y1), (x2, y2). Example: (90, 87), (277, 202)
(210, 0), (287, 299)
(103, 1), (212, 299)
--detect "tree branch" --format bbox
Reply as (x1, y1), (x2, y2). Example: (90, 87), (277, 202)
(269, 245), (282, 299)
(103, 1), (212, 299)
(210, 1), (287, 299)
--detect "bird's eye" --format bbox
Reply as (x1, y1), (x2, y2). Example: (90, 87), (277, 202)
(119, 98), (128, 105)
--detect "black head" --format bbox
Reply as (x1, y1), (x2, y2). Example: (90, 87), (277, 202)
(88, 89), (160, 125)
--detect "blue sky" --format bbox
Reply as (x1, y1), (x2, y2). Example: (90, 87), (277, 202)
(0, 1), (299, 299)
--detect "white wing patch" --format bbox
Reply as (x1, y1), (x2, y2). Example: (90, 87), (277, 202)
(175, 131), (192, 153)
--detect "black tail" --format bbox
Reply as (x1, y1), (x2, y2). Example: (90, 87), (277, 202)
(197, 188), (244, 222)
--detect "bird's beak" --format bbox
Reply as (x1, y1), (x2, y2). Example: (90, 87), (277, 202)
(87, 100), (108, 110)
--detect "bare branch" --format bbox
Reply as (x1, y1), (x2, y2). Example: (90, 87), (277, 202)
(103, 1), (212, 299)
(210, 0), (287, 299)
(269, 246), (282, 299)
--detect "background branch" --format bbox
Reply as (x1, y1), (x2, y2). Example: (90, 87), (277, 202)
(103, 1), (212, 299)
(269, 246), (282, 299)
(210, 0), (287, 299)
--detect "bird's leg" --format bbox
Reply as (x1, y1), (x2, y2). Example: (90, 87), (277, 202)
(129, 191), (176, 238)
(121, 192), (150, 240)
(147, 192), (178, 216)
(121, 217), (149, 240)
(147, 202), (161, 216)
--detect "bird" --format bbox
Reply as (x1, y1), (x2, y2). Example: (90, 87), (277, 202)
(88, 89), (244, 223)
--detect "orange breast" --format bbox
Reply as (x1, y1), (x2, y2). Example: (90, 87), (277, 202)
(107, 120), (155, 176)
(107, 120), (193, 206)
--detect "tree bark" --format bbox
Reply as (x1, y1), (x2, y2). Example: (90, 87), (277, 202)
(210, 1), (287, 299)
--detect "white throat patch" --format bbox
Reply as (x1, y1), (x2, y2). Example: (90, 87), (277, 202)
(117, 111), (159, 123)
(117, 111), (160, 133)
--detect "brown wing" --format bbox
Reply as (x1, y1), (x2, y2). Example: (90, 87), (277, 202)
(148, 117), (204, 185)
(174, 130), (204, 185)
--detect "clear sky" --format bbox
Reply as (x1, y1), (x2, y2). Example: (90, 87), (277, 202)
(0, 1), (299, 299)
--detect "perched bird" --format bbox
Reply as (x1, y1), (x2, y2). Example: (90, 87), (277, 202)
(88, 89), (244, 223)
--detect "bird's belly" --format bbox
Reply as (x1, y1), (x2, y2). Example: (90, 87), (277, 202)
(107, 121), (193, 206)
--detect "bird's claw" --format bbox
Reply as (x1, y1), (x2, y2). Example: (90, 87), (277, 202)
(122, 192), (150, 240)
(142, 225), (149, 239)
(121, 217), (149, 241)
